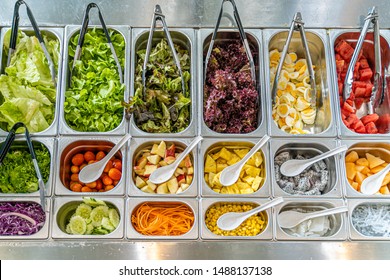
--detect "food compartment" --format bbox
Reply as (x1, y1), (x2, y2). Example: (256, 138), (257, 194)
(342, 141), (390, 197)
(0, 138), (55, 197)
(349, 199), (390, 240)
(60, 25), (129, 135)
(0, 28), (63, 137)
(263, 29), (336, 137)
(129, 28), (196, 137)
(56, 137), (126, 196)
(126, 198), (198, 240)
(52, 197), (124, 239)
(0, 197), (50, 240)
(199, 29), (267, 137)
(270, 139), (341, 197)
(201, 198), (272, 240)
(274, 199), (347, 240)
(329, 30), (390, 137)
(129, 138), (198, 197)
(200, 139), (270, 197)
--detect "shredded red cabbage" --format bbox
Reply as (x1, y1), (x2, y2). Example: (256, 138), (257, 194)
(0, 202), (45, 236)
(204, 41), (259, 133)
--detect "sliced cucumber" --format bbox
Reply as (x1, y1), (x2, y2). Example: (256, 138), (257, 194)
(85, 223), (94, 235)
(92, 227), (109, 235)
(68, 215), (87, 235)
(90, 205), (109, 227)
(82, 197), (106, 207)
(66, 223), (72, 234)
(75, 203), (92, 219)
(108, 208), (120, 228)
(101, 217), (115, 231)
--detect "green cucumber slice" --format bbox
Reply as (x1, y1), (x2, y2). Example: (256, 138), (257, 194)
(75, 203), (92, 219)
(68, 215), (87, 235)
(101, 217), (115, 232)
(90, 205), (109, 227)
(85, 223), (94, 235)
(108, 208), (120, 228)
(82, 197), (106, 207)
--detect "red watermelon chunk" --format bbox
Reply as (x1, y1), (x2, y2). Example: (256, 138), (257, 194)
(361, 114), (379, 125)
(365, 122), (378, 134)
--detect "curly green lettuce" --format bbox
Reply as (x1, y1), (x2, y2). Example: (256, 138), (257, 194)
(0, 143), (51, 193)
(64, 28), (125, 132)
(123, 38), (191, 133)
(0, 30), (59, 133)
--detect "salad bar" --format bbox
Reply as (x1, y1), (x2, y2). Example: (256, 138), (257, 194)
(1, 0), (390, 260)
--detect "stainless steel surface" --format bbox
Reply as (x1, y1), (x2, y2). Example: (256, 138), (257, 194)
(126, 197), (198, 240)
(52, 197), (124, 239)
(0, 137), (56, 197)
(55, 136), (127, 196)
(199, 29), (267, 137)
(274, 198), (347, 241)
(59, 25), (129, 135)
(0, 27), (63, 137)
(270, 138), (343, 198)
(0, 197), (51, 240)
(340, 140), (390, 198)
(329, 29), (390, 138)
(264, 29), (336, 137)
(200, 138), (270, 197)
(200, 198), (273, 240)
(129, 28), (196, 137)
(128, 138), (198, 197)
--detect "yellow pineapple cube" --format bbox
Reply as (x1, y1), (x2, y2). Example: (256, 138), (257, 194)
(240, 188), (254, 194)
(208, 172), (216, 187)
(234, 148), (250, 159)
(216, 163), (228, 172)
(251, 176), (263, 191)
(227, 154), (241, 165)
(254, 152), (263, 167)
(244, 165), (261, 177)
(243, 176), (255, 185)
(219, 147), (232, 161)
(205, 155), (217, 173)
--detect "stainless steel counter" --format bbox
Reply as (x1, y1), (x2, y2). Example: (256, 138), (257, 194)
(1, 0), (390, 260)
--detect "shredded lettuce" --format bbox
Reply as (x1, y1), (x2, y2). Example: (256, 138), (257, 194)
(0, 30), (59, 133)
(64, 28), (125, 132)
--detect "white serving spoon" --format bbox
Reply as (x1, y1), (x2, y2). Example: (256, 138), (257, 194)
(149, 136), (203, 184)
(216, 197), (284, 231)
(360, 163), (390, 195)
(278, 206), (348, 229)
(78, 134), (131, 183)
(219, 135), (270, 186)
(280, 145), (348, 177)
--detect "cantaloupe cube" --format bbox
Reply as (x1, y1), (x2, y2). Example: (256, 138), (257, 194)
(381, 172), (390, 186)
(345, 151), (359, 162)
(355, 171), (367, 185)
(366, 153), (385, 169)
(354, 165), (366, 172)
(356, 158), (369, 166)
(361, 166), (371, 175)
(371, 165), (385, 174)
(346, 162), (357, 180)
(379, 186), (390, 195)
(351, 182), (359, 191)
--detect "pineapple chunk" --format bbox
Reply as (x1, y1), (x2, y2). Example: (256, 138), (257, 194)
(234, 148), (250, 159)
(366, 153), (385, 169)
(219, 147), (232, 161)
(208, 172), (216, 186)
(240, 188), (254, 194)
(204, 155), (217, 173)
(345, 162), (357, 180)
(217, 163), (228, 172)
(345, 151), (359, 162)
(237, 182), (251, 190)
(254, 152), (263, 167)
(226, 184), (240, 194)
(212, 173), (222, 188)
(227, 154), (241, 165)
(211, 151), (221, 160)
(244, 165), (261, 177)
(243, 176), (255, 185)
(356, 158), (369, 166)
(251, 176), (263, 191)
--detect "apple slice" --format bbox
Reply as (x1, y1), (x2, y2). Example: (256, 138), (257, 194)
(147, 155), (161, 165)
(141, 185), (155, 193)
(144, 164), (157, 176)
(156, 141), (166, 158)
(167, 177), (179, 194)
(146, 180), (157, 191)
(156, 183), (169, 194)
(150, 144), (159, 155)
(135, 176), (146, 188)
(165, 144), (176, 158)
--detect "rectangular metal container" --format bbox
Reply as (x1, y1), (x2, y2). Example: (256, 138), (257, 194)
(55, 136), (127, 196)
(0, 136), (56, 197)
(59, 25), (130, 135)
(328, 29), (390, 138)
(263, 29), (337, 137)
(270, 138), (342, 198)
(340, 139), (390, 198)
(128, 137), (198, 197)
(198, 28), (267, 138)
(200, 138), (271, 197)
(129, 28), (196, 137)
(0, 27), (64, 137)
(0, 197), (51, 240)
(200, 197), (273, 240)
(274, 198), (348, 240)
(126, 197), (199, 240)
(51, 196), (124, 239)
(348, 198), (390, 240)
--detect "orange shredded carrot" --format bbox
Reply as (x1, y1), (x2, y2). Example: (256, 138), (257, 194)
(131, 202), (194, 236)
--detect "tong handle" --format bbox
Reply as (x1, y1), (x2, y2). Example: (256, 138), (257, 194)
(204, 0), (256, 84)
(72, 3), (123, 84)
(142, 5), (185, 97)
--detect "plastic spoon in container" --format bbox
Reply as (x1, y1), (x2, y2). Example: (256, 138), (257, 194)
(217, 197), (284, 231)
(360, 163), (390, 195)
(149, 136), (203, 184)
(219, 135), (270, 186)
(280, 145), (348, 177)
(78, 134), (131, 184)
(278, 206), (348, 229)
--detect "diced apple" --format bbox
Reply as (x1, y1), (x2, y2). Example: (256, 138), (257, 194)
(175, 168), (185, 175)
(144, 164), (157, 176)
(141, 185), (155, 193)
(133, 166), (145, 176)
(183, 155), (192, 168)
(159, 160), (168, 167)
(135, 176), (147, 188)
(187, 166), (194, 175)
(164, 156), (176, 165)
(156, 183), (169, 194)
(146, 180), (157, 191)
(186, 174), (193, 185)
(167, 177), (179, 194)
(156, 141), (166, 158)
(136, 156), (148, 169)
(181, 183), (190, 191)
(177, 174), (186, 185)
(165, 144), (176, 158)
(176, 187), (183, 194)
(147, 155), (161, 165)
(150, 144), (159, 155)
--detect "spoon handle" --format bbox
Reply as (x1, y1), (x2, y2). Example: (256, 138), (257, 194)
(238, 135), (270, 168)
(305, 206), (348, 220)
(307, 145), (348, 166)
(172, 136), (203, 168)
(241, 197), (284, 219)
(104, 134), (131, 162)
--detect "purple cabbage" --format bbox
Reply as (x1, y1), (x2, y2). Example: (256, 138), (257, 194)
(0, 202), (45, 236)
(204, 41), (259, 133)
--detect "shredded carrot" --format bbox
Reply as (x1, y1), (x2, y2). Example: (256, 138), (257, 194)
(131, 202), (194, 236)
